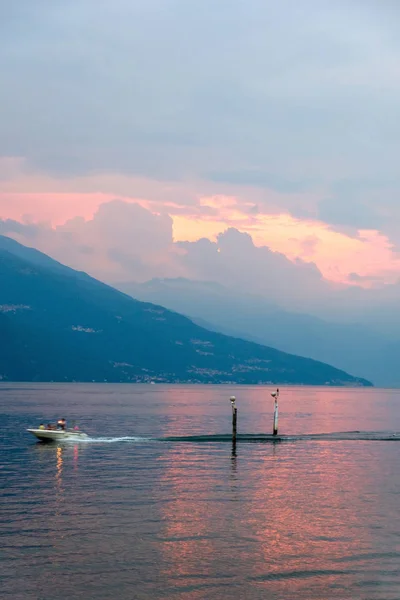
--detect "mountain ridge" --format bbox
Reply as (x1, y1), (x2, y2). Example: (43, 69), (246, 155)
(0, 235), (372, 386)
(116, 277), (400, 387)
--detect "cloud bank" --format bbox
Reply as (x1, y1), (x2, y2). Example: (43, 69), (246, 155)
(1, 0), (400, 320)
(2, 199), (400, 323)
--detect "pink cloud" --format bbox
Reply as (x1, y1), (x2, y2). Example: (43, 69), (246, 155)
(1, 158), (400, 288)
(0, 192), (111, 225)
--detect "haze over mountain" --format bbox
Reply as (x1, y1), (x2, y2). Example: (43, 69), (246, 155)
(0, 235), (371, 386)
(117, 278), (400, 388)
(2, 213), (400, 340)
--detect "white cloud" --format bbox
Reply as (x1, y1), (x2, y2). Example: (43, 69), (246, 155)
(0, 200), (179, 281)
(178, 227), (330, 306)
(2, 198), (400, 324)
(0, 200), (335, 312)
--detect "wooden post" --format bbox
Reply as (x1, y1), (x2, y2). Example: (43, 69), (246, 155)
(272, 388), (279, 436)
(273, 398), (278, 436)
(230, 396), (237, 441)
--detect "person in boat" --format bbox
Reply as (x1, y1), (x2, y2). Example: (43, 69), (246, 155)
(39, 423), (45, 430)
(57, 418), (66, 430)
(46, 423), (55, 430)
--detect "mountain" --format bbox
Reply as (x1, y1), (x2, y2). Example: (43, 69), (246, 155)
(0, 236), (371, 386)
(116, 278), (399, 387)
(0, 234), (84, 277)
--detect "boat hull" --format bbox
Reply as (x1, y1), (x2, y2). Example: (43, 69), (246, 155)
(27, 429), (89, 442)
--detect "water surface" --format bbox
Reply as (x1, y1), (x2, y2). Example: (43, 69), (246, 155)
(2, 384), (400, 599)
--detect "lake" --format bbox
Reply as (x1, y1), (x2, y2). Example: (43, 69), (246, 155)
(1, 383), (400, 600)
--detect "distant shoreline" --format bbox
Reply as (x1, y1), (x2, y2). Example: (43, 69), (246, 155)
(0, 380), (376, 387)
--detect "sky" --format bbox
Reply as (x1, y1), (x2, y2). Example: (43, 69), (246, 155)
(1, 0), (400, 315)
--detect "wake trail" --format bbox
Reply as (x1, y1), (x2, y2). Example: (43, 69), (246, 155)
(80, 436), (152, 444)
(77, 431), (400, 444)
(160, 431), (400, 442)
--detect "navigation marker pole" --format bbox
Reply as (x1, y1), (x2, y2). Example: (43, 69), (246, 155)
(271, 388), (279, 436)
(230, 396), (237, 442)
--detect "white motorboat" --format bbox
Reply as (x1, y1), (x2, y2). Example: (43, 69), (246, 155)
(27, 428), (89, 442)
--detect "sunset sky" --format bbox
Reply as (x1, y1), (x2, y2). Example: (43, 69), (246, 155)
(1, 0), (400, 300)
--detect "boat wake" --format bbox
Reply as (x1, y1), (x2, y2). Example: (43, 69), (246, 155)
(77, 431), (400, 444)
(161, 431), (400, 443)
(79, 436), (152, 444)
